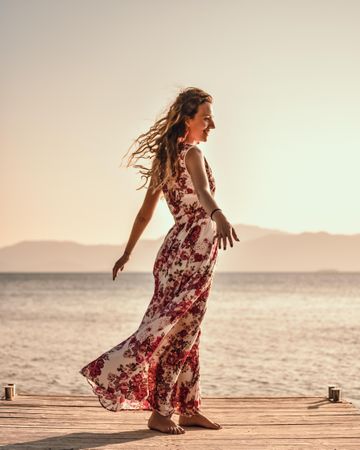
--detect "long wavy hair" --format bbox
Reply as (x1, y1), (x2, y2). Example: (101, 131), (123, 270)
(121, 87), (213, 195)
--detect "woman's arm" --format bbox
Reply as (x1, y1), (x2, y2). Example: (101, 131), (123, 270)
(185, 146), (240, 250)
(112, 174), (161, 280)
(123, 177), (162, 256)
(185, 146), (220, 216)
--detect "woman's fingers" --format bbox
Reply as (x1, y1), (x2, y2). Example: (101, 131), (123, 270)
(215, 230), (225, 249)
(232, 227), (240, 241)
(223, 233), (233, 250)
(222, 235), (226, 250)
(227, 229), (234, 248)
(215, 227), (239, 250)
(113, 260), (125, 280)
(219, 236), (224, 249)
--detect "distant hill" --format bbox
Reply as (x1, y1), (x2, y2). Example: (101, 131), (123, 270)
(0, 224), (359, 272)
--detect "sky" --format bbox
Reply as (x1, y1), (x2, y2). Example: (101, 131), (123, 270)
(1, 0), (359, 248)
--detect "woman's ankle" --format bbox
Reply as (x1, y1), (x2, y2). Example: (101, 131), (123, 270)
(179, 410), (201, 418)
(152, 409), (173, 419)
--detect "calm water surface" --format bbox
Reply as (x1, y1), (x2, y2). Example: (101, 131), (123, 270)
(1, 272), (359, 410)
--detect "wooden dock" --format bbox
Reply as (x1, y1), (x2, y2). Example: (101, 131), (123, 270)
(1, 394), (360, 449)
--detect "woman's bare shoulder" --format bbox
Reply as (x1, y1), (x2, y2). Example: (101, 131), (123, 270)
(183, 145), (209, 191)
(184, 144), (203, 163)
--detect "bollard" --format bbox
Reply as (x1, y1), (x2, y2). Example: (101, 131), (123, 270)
(4, 385), (14, 400)
(328, 385), (336, 400)
(7, 383), (16, 396)
(332, 388), (341, 402)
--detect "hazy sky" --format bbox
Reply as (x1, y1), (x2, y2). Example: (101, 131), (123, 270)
(1, 0), (359, 248)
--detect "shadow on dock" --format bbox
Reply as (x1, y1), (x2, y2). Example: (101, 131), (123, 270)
(1, 394), (360, 449)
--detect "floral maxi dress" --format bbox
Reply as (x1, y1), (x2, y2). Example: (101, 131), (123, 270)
(79, 143), (219, 417)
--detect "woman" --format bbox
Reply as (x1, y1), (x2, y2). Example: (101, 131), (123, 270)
(79, 87), (239, 435)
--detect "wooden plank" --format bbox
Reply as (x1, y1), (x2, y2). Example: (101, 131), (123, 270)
(0, 394), (359, 449)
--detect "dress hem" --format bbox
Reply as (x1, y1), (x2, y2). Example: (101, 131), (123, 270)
(79, 369), (201, 417)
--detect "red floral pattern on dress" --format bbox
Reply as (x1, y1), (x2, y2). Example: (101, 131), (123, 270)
(79, 143), (218, 416)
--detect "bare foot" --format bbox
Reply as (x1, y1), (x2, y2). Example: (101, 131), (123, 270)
(148, 410), (186, 434)
(178, 411), (222, 429)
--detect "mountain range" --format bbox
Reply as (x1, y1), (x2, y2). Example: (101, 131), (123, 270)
(0, 224), (359, 272)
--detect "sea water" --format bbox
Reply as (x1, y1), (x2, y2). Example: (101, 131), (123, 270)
(0, 272), (359, 410)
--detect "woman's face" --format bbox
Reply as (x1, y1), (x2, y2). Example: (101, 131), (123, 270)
(185, 101), (216, 144)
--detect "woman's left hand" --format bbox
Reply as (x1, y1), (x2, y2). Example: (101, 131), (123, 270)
(112, 253), (130, 280)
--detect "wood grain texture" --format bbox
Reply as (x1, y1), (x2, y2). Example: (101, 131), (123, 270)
(1, 394), (360, 449)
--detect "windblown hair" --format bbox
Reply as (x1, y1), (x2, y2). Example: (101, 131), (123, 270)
(121, 87), (213, 195)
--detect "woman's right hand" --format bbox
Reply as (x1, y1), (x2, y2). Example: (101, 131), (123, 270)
(112, 253), (130, 281)
(213, 211), (240, 250)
